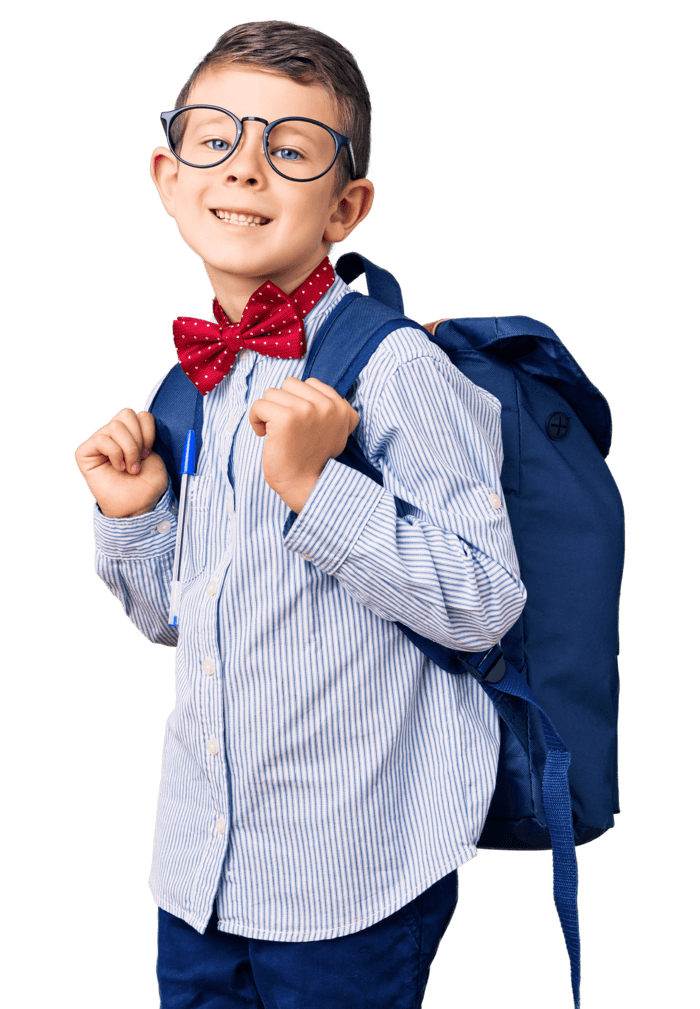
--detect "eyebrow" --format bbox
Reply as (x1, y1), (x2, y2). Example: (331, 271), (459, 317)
(187, 114), (234, 130)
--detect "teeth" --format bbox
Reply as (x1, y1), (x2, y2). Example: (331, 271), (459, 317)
(214, 210), (270, 226)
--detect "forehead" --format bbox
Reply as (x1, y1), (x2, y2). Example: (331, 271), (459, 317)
(187, 67), (340, 131)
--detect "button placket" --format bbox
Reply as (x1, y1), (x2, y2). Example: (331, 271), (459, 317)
(224, 359), (254, 508)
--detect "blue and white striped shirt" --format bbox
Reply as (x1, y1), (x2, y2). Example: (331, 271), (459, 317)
(94, 274), (526, 940)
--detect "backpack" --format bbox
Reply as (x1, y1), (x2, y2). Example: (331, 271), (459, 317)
(150, 252), (625, 1008)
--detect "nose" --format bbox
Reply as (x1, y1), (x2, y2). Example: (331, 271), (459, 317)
(225, 119), (269, 186)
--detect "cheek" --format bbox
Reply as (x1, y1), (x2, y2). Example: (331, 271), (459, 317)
(282, 195), (332, 239)
(173, 188), (209, 231)
(171, 195), (217, 257)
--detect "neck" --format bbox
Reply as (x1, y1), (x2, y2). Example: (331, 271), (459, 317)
(205, 251), (331, 322)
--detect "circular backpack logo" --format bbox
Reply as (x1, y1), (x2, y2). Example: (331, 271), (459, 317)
(546, 411), (571, 440)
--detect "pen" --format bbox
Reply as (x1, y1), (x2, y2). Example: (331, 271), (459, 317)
(168, 429), (196, 627)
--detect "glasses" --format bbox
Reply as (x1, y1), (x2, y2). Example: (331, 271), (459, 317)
(160, 105), (357, 182)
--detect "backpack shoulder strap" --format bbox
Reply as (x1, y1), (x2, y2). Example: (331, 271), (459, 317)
(149, 363), (203, 500)
(302, 291), (409, 396)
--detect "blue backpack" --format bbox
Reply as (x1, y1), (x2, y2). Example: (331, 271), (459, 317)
(150, 253), (625, 1008)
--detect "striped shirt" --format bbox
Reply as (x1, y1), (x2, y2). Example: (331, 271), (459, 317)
(94, 274), (526, 940)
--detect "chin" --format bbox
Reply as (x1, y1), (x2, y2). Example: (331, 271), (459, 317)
(210, 250), (281, 278)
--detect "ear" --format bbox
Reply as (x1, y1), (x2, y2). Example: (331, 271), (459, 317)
(324, 178), (374, 244)
(150, 146), (180, 217)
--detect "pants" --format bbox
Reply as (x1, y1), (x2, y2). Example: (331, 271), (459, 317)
(157, 870), (459, 1008)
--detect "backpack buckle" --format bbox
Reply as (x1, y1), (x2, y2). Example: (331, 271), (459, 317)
(466, 646), (506, 684)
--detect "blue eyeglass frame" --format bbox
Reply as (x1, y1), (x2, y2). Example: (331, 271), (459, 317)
(160, 105), (357, 182)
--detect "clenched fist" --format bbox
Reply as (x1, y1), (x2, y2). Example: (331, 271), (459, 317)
(249, 377), (360, 513)
(75, 408), (169, 518)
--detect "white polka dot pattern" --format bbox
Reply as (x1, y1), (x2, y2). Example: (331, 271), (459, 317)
(172, 257), (334, 394)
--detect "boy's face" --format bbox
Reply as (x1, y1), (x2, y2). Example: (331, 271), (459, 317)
(152, 67), (372, 295)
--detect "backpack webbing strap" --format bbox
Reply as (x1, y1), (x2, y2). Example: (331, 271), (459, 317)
(477, 657), (581, 1009)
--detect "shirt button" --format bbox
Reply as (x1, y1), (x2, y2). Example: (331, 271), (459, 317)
(156, 520), (172, 534)
(227, 499), (233, 516)
(169, 501), (178, 516)
(216, 817), (226, 835)
(207, 737), (219, 755)
(202, 659), (215, 676)
(206, 580), (217, 596)
(489, 493), (502, 510)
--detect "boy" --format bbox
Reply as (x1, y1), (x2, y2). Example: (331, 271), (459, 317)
(75, 21), (526, 1008)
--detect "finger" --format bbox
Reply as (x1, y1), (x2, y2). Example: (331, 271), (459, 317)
(274, 376), (341, 407)
(136, 411), (157, 457)
(295, 379), (359, 432)
(301, 379), (357, 428)
(111, 408), (147, 458)
(82, 431), (134, 473)
(299, 377), (341, 399)
(103, 418), (147, 473)
(293, 377), (344, 404)
(263, 383), (354, 434)
(248, 398), (291, 436)
(260, 385), (319, 412)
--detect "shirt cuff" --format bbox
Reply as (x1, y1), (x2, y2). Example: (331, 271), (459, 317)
(283, 457), (386, 575)
(93, 481), (178, 558)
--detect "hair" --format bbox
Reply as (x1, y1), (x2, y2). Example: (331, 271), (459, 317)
(175, 21), (371, 194)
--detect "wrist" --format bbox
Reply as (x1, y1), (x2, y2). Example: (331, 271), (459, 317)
(274, 474), (321, 514)
(98, 499), (160, 518)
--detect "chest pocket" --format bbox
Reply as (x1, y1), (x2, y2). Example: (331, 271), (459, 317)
(181, 473), (212, 583)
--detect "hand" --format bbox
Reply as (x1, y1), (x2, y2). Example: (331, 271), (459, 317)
(249, 377), (360, 513)
(419, 316), (451, 337)
(75, 409), (169, 518)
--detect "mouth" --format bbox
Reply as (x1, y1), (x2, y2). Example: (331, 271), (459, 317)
(211, 209), (271, 227)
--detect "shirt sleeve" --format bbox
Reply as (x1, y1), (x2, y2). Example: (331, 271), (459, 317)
(283, 330), (526, 652)
(93, 481), (179, 647)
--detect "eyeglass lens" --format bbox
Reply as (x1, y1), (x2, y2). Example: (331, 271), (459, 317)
(169, 108), (338, 179)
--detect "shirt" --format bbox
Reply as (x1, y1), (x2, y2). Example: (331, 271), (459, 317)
(94, 274), (527, 940)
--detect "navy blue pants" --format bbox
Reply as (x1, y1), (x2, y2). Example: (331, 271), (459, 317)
(157, 870), (459, 1008)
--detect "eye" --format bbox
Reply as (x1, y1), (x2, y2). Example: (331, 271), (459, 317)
(206, 138), (232, 153)
(271, 146), (303, 162)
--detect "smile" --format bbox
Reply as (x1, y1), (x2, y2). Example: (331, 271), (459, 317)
(212, 209), (271, 227)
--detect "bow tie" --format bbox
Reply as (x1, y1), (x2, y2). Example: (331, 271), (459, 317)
(173, 257), (335, 395)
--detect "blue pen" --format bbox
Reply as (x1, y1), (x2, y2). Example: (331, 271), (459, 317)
(168, 429), (196, 627)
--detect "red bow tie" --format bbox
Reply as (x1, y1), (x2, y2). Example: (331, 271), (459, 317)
(173, 258), (335, 394)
